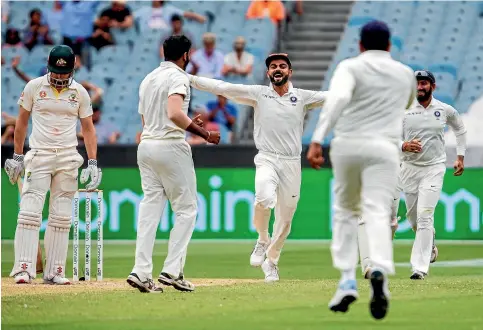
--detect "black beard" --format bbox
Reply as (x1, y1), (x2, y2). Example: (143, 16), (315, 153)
(417, 89), (432, 102)
(270, 73), (289, 86)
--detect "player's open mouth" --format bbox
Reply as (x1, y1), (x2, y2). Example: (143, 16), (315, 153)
(274, 74), (283, 79)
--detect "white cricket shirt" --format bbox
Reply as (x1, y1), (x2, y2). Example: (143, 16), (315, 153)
(402, 97), (467, 166)
(311, 50), (416, 144)
(138, 61), (190, 141)
(17, 75), (92, 149)
(189, 75), (327, 158)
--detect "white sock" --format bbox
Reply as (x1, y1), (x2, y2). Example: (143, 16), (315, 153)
(341, 268), (356, 282)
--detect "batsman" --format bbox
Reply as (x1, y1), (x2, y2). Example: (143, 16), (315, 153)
(4, 45), (101, 285)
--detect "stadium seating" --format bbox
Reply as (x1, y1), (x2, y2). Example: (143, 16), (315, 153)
(303, 0), (483, 145)
(2, 1), (279, 144)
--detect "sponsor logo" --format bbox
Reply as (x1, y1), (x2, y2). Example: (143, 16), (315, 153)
(290, 96), (297, 103)
(21, 263), (28, 270)
(39, 91), (47, 98)
(434, 110), (441, 118)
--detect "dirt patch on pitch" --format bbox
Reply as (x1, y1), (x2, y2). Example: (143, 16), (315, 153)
(1, 278), (262, 297)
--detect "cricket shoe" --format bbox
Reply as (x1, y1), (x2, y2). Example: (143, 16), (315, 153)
(328, 280), (358, 313)
(14, 271), (32, 284)
(127, 273), (163, 293)
(369, 269), (390, 320)
(250, 240), (269, 267)
(410, 271), (426, 280)
(44, 275), (71, 285)
(261, 259), (279, 283)
(158, 272), (195, 292)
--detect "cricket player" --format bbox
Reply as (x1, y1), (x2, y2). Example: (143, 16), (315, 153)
(127, 36), (220, 294)
(400, 70), (466, 279)
(4, 45), (101, 285)
(307, 21), (416, 320)
(188, 53), (327, 282)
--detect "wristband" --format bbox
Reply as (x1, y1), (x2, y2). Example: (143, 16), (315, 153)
(88, 159), (98, 166)
(13, 153), (24, 162)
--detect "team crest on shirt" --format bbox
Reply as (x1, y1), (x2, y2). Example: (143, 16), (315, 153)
(290, 96), (297, 103)
(434, 110), (441, 118)
(69, 93), (77, 101)
(39, 91), (46, 98)
(26, 171), (32, 182)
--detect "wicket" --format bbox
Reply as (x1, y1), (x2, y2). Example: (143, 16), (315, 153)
(73, 189), (103, 282)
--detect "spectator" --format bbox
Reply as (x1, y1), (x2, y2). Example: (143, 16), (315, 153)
(206, 95), (237, 139)
(1, 113), (16, 145)
(135, 1), (206, 33)
(88, 12), (114, 50)
(44, 1), (63, 32)
(61, 0), (99, 55)
(100, 0), (133, 29)
(78, 105), (120, 144)
(2, 0), (9, 23)
(187, 33), (224, 78)
(159, 14), (195, 58)
(187, 104), (220, 145)
(4, 28), (22, 48)
(24, 9), (54, 51)
(246, 0), (286, 25)
(222, 36), (254, 79)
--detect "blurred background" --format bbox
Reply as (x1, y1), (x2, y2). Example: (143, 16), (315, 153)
(1, 0), (482, 147)
(1, 1), (482, 241)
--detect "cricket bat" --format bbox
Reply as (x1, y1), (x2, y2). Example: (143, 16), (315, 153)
(17, 177), (44, 274)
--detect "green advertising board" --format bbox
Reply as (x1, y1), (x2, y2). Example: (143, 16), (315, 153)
(2, 169), (482, 240)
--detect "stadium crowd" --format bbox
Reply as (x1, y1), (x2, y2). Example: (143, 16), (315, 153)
(1, 0), (304, 146)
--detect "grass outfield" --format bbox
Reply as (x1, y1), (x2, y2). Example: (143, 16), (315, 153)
(2, 241), (483, 330)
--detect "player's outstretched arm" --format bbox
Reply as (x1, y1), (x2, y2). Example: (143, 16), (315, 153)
(302, 90), (329, 111)
(311, 62), (356, 143)
(188, 74), (258, 107)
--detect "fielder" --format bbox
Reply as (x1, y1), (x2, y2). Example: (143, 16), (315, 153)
(188, 53), (327, 282)
(127, 36), (220, 294)
(4, 45), (101, 285)
(399, 70), (466, 279)
(307, 21), (415, 320)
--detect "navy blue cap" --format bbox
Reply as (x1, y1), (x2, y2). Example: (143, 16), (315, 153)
(360, 20), (391, 51)
(415, 70), (436, 84)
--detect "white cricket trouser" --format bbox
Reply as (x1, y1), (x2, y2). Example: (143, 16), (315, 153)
(11, 148), (83, 278)
(253, 152), (301, 265)
(132, 139), (197, 280)
(401, 162), (445, 274)
(358, 170), (401, 273)
(330, 138), (399, 275)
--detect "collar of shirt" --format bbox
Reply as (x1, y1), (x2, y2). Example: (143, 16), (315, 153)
(160, 61), (187, 74)
(268, 81), (294, 96)
(358, 50), (391, 59)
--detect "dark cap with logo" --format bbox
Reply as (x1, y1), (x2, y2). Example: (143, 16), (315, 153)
(47, 45), (75, 74)
(265, 53), (292, 69)
(415, 70), (436, 84)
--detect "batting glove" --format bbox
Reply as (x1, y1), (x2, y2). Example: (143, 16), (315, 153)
(80, 159), (102, 191)
(4, 153), (25, 185)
